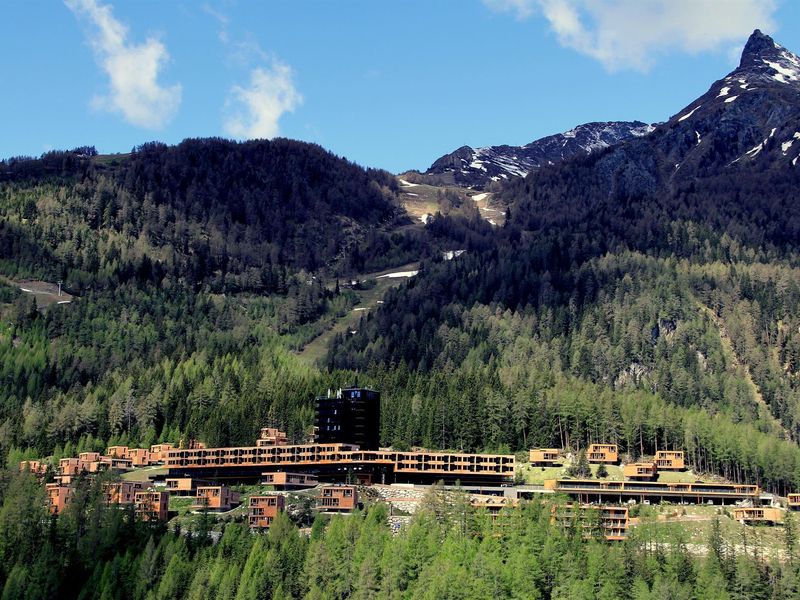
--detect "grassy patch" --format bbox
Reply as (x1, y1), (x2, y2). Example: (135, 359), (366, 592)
(121, 466), (167, 481)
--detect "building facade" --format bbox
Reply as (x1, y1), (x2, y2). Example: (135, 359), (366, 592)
(654, 451), (685, 470)
(315, 387), (380, 450)
(529, 449), (562, 466)
(193, 486), (241, 511)
(623, 462), (657, 480)
(587, 444), (619, 464)
(318, 485), (359, 511)
(134, 491), (169, 522)
(248, 495), (286, 528)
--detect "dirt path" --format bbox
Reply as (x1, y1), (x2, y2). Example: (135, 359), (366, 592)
(296, 262), (420, 366)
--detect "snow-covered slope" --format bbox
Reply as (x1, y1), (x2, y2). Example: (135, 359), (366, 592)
(424, 121), (655, 189)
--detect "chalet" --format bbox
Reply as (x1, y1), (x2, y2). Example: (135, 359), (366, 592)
(106, 446), (130, 459)
(165, 478), (209, 496)
(256, 428), (289, 447)
(149, 443), (174, 463)
(19, 460), (48, 475)
(128, 448), (153, 467)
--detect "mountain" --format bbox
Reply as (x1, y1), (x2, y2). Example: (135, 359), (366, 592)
(501, 29), (800, 250)
(0, 138), (420, 293)
(657, 28), (800, 172)
(422, 120), (655, 189)
(330, 30), (800, 485)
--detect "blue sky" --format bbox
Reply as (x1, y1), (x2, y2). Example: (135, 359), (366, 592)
(1, 1), (798, 173)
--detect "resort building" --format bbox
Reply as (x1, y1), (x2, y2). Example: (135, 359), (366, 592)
(165, 443), (515, 485)
(587, 444), (619, 464)
(733, 507), (784, 525)
(260, 472), (318, 489)
(248, 495), (286, 529)
(134, 491), (169, 522)
(552, 504), (630, 541)
(654, 451), (685, 471)
(193, 485), (241, 511)
(103, 481), (146, 505)
(543, 479), (759, 505)
(46, 483), (73, 515)
(623, 462), (658, 480)
(318, 485), (359, 511)
(529, 449), (562, 466)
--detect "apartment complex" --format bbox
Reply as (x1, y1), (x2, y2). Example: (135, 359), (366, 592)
(248, 495), (286, 528)
(529, 449), (562, 466)
(654, 451), (685, 470)
(165, 442), (515, 485)
(552, 504), (630, 541)
(623, 462), (658, 480)
(315, 387), (381, 450)
(587, 444), (619, 464)
(193, 485), (241, 511)
(318, 485), (359, 511)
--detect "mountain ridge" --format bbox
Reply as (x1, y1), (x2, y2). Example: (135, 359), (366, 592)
(421, 120), (655, 189)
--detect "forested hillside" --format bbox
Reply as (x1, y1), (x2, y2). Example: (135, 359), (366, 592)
(0, 138), (424, 293)
(2, 474), (796, 599)
(3, 27), (800, 600)
(329, 32), (800, 494)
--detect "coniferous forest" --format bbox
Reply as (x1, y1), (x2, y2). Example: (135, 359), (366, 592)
(2, 121), (800, 597)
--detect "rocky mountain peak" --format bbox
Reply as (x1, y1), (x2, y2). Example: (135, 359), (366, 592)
(739, 29), (781, 69)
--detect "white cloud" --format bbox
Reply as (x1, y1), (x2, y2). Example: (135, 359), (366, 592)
(224, 62), (302, 140)
(483, 0), (778, 72)
(202, 3), (230, 43)
(66, 0), (181, 128)
(483, 0), (537, 19)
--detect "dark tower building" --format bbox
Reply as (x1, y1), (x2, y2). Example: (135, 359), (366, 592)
(315, 387), (380, 450)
